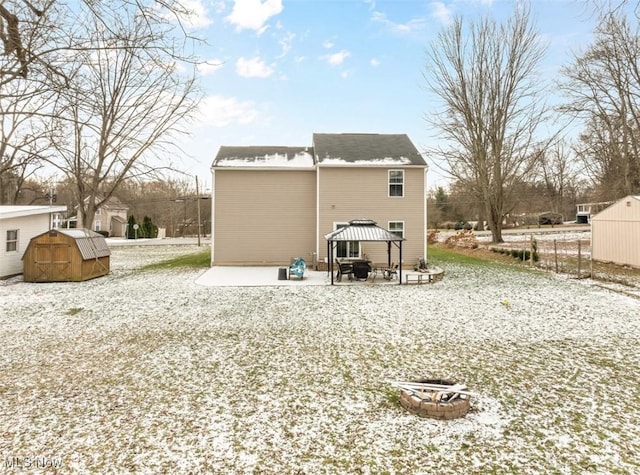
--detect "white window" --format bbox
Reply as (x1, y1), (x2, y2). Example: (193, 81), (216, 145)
(335, 223), (360, 258)
(389, 170), (404, 197)
(6, 229), (18, 252)
(95, 208), (102, 215)
(388, 221), (404, 239)
(94, 220), (101, 231)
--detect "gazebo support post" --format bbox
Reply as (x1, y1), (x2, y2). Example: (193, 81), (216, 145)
(329, 241), (334, 285)
(399, 241), (403, 284)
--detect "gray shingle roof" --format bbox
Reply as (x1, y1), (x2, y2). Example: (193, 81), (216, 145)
(313, 133), (426, 166)
(212, 146), (314, 167)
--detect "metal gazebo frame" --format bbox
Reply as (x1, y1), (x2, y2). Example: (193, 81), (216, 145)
(325, 219), (405, 285)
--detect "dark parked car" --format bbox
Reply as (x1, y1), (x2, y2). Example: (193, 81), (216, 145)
(454, 220), (472, 230)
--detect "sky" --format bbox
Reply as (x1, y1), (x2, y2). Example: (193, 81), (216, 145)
(173, 0), (606, 191)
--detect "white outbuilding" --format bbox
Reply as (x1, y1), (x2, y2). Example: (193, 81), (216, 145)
(0, 205), (68, 278)
(591, 195), (640, 269)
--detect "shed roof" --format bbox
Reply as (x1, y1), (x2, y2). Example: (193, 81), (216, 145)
(325, 219), (405, 242)
(591, 195), (640, 222)
(313, 133), (426, 166)
(56, 229), (111, 259)
(212, 146), (314, 168)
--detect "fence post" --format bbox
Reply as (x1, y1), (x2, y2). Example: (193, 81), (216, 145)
(554, 239), (558, 273)
(530, 234), (534, 267)
(577, 240), (582, 279)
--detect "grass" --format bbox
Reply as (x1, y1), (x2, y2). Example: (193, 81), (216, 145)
(140, 248), (210, 271)
(428, 244), (536, 271)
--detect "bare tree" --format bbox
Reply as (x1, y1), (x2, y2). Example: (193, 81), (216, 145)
(0, 76), (56, 203)
(0, 0), (198, 84)
(47, 11), (200, 228)
(534, 141), (582, 218)
(424, 5), (551, 242)
(561, 13), (640, 198)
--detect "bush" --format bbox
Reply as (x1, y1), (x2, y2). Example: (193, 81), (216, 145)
(491, 246), (539, 262)
(127, 215), (137, 239)
(96, 230), (110, 238)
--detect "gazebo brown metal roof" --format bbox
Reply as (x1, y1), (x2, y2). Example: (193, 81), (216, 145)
(325, 219), (405, 285)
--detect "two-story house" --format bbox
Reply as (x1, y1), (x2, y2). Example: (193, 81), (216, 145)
(210, 133), (428, 269)
(71, 196), (129, 237)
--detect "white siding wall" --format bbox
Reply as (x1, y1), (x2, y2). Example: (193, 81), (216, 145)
(0, 214), (51, 277)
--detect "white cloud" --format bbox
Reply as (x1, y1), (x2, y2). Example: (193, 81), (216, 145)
(154, 0), (213, 29)
(277, 31), (295, 58)
(197, 59), (225, 76)
(321, 50), (351, 67)
(430, 2), (454, 26)
(236, 57), (274, 78)
(371, 11), (428, 35)
(225, 0), (283, 34)
(197, 95), (258, 127)
(370, 58), (380, 67)
(322, 40), (335, 49)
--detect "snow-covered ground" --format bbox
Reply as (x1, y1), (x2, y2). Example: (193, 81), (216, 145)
(2, 244), (640, 473)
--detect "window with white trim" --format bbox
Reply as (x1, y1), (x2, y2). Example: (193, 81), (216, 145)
(388, 170), (404, 197)
(6, 229), (18, 252)
(95, 208), (102, 215)
(388, 221), (404, 239)
(94, 220), (101, 231)
(335, 223), (361, 258)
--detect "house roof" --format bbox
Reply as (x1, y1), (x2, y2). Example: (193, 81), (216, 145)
(212, 146), (315, 168)
(313, 133), (426, 166)
(81, 196), (129, 211)
(0, 205), (67, 220)
(325, 219), (405, 242)
(211, 133), (427, 168)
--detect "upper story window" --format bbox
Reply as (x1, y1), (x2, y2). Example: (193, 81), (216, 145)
(6, 229), (18, 252)
(389, 170), (404, 197)
(388, 221), (404, 239)
(95, 208), (102, 215)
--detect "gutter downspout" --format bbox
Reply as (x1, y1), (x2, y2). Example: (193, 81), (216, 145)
(210, 169), (215, 266)
(423, 166), (428, 263)
(316, 162), (320, 270)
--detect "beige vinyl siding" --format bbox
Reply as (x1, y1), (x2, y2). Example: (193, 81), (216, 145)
(213, 169), (316, 265)
(317, 166), (426, 267)
(591, 196), (640, 268)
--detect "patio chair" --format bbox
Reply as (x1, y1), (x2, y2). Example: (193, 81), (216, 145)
(383, 263), (398, 280)
(335, 259), (353, 282)
(289, 257), (306, 280)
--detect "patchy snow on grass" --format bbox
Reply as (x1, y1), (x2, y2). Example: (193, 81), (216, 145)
(2, 244), (640, 473)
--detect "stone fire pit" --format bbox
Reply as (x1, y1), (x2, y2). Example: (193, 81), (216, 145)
(396, 379), (472, 420)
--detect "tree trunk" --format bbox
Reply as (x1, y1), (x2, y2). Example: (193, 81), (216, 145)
(487, 203), (504, 243)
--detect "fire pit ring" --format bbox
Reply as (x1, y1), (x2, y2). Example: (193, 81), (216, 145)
(398, 379), (471, 420)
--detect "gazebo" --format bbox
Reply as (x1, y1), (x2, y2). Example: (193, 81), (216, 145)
(325, 219), (405, 285)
